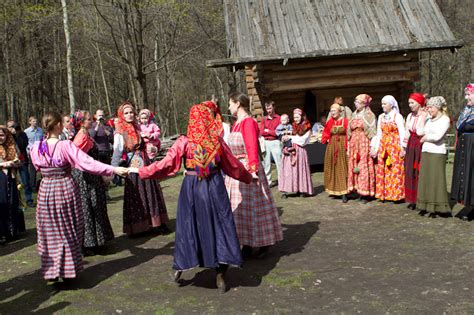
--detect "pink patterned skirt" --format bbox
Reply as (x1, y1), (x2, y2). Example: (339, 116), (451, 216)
(278, 145), (314, 195)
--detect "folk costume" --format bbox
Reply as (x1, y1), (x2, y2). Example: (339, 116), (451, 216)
(403, 93), (428, 205)
(322, 112), (349, 196)
(71, 112), (114, 249)
(139, 101), (251, 282)
(225, 116), (283, 249)
(138, 109), (161, 161)
(372, 96), (405, 202)
(417, 97), (451, 215)
(278, 108), (314, 196)
(451, 84), (474, 208)
(111, 102), (168, 236)
(0, 126), (25, 243)
(30, 138), (115, 280)
(347, 94), (377, 197)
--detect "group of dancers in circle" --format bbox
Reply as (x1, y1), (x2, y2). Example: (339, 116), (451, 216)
(0, 84), (472, 293)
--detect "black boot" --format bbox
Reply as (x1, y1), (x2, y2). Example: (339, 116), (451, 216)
(241, 245), (252, 259)
(256, 246), (270, 259)
(216, 264), (228, 293)
(342, 195), (348, 203)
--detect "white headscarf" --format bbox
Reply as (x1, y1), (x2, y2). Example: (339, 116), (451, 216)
(382, 95), (399, 113)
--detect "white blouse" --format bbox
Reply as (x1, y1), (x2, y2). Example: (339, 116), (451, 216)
(418, 115), (450, 154)
(402, 111), (428, 148)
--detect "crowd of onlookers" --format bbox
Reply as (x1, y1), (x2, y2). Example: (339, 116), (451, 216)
(257, 84), (474, 221)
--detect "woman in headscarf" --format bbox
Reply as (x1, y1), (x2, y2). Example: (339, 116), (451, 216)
(347, 94), (377, 203)
(0, 126), (25, 244)
(417, 96), (451, 218)
(111, 101), (169, 236)
(371, 95), (406, 202)
(70, 110), (114, 255)
(321, 103), (349, 202)
(278, 108), (314, 198)
(137, 100), (251, 293)
(402, 93), (428, 210)
(450, 83), (474, 220)
(226, 92), (283, 260)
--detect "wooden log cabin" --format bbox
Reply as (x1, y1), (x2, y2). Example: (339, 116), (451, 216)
(207, 0), (462, 122)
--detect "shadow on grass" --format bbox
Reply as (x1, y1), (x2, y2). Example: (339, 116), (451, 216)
(0, 228), (37, 256)
(177, 221), (320, 291)
(0, 233), (174, 312)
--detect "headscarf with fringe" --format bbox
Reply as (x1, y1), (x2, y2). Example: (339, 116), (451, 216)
(185, 100), (223, 178)
(0, 125), (18, 162)
(115, 101), (141, 151)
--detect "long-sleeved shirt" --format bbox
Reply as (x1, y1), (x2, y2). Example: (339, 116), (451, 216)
(290, 131), (311, 147)
(402, 110), (428, 148)
(89, 122), (113, 152)
(418, 115), (451, 154)
(371, 111), (405, 152)
(24, 127), (44, 153)
(73, 129), (94, 153)
(139, 136), (252, 184)
(275, 124), (293, 138)
(30, 140), (114, 176)
(233, 117), (260, 174)
(14, 131), (29, 162)
(259, 114), (281, 141)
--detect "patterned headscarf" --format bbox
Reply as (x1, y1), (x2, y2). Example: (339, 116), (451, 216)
(0, 125), (18, 162)
(355, 94), (372, 107)
(292, 108), (311, 136)
(427, 96), (447, 109)
(185, 100), (223, 178)
(457, 83), (474, 130)
(70, 110), (87, 132)
(115, 101), (141, 151)
(382, 95), (399, 113)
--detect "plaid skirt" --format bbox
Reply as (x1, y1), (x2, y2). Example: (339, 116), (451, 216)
(36, 166), (84, 280)
(225, 161), (283, 247)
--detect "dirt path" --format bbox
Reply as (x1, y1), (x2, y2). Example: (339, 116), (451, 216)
(1, 172), (473, 314)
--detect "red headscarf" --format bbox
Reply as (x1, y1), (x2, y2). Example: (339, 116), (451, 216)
(409, 93), (426, 107)
(185, 100), (223, 178)
(115, 101), (141, 151)
(292, 108), (311, 136)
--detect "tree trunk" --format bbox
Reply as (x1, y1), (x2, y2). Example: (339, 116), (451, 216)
(61, 0), (76, 114)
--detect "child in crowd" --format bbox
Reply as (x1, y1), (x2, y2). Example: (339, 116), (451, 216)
(138, 109), (161, 161)
(276, 114), (295, 155)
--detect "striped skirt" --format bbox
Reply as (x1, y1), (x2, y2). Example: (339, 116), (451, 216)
(36, 166), (84, 280)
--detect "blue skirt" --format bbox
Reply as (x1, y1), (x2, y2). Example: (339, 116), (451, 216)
(173, 172), (242, 271)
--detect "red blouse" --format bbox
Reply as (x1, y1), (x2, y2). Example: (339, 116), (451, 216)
(232, 117), (260, 174)
(321, 117), (348, 149)
(139, 136), (252, 183)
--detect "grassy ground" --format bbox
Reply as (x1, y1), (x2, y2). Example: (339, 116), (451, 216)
(1, 165), (473, 314)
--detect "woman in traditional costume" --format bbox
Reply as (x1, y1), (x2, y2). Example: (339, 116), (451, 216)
(417, 97), (451, 218)
(225, 92), (283, 259)
(111, 101), (169, 236)
(402, 93), (428, 210)
(70, 110), (114, 255)
(322, 104), (349, 202)
(278, 108), (314, 198)
(30, 112), (126, 281)
(347, 94), (377, 203)
(0, 126), (25, 244)
(450, 83), (474, 220)
(371, 95), (405, 202)
(137, 100), (251, 293)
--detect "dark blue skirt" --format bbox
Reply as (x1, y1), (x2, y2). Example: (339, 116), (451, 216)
(173, 172), (242, 271)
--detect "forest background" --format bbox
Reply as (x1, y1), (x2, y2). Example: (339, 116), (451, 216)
(0, 0), (472, 137)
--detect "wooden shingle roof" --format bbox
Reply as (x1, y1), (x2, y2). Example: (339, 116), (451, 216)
(207, 0), (462, 67)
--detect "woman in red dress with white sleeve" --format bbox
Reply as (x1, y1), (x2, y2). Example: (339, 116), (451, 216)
(225, 92), (283, 259)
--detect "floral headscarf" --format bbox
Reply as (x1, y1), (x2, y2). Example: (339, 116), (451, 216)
(457, 83), (474, 130)
(70, 110), (87, 132)
(0, 125), (18, 162)
(292, 108), (311, 136)
(185, 100), (223, 178)
(115, 101), (141, 151)
(349, 94), (376, 139)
